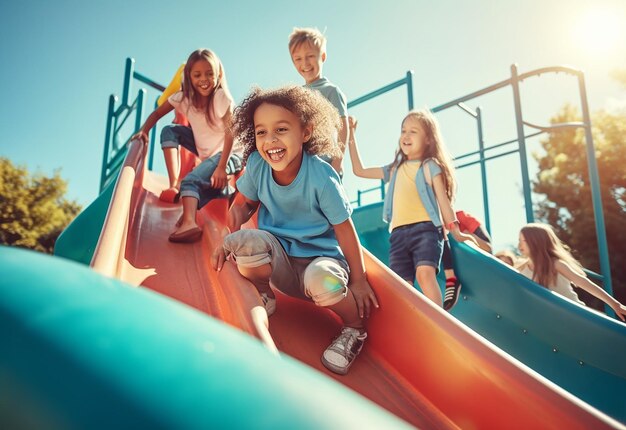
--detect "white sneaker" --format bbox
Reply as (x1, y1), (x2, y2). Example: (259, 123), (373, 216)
(260, 292), (276, 317)
(321, 327), (367, 375)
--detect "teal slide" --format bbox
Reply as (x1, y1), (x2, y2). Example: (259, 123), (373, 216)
(54, 179), (116, 265)
(352, 201), (626, 422)
(0, 246), (410, 429)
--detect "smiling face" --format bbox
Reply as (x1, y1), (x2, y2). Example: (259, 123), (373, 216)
(290, 42), (325, 84)
(254, 103), (312, 185)
(399, 116), (428, 160)
(189, 58), (219, 98)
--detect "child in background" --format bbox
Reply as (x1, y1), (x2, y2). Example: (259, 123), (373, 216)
(442, 210), (492, 310)
(348, 111), (478, 307)
(495, 249), (517, 266)
(211, 86), (379, 375)
(288, 27), (349, 176)
(131, 49), (241, 243)
(517, 223), (626, 321)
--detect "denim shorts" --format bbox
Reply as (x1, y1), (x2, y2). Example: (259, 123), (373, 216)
(389, 221), (444, 280)
(179, 152), (243, 208)
(160, 124), (198, 155)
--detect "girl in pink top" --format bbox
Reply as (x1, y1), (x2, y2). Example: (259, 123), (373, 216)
(132, 49), (241, 243)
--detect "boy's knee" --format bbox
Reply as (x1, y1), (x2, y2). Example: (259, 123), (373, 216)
(223, 230), (273, 267)
(303, 258), (348, 307)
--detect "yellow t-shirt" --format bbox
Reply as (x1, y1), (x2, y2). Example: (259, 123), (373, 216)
(390, 161), (430, 230)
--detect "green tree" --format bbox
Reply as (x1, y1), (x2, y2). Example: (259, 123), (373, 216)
(533, 105), (626, 306)
(0, 158), (82, 254)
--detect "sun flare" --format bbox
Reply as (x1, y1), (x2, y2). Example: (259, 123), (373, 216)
(574, 7), (623, 55)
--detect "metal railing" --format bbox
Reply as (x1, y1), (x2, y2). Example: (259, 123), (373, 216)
(101, 58), (165, 191)
(348, 71), (414, 207)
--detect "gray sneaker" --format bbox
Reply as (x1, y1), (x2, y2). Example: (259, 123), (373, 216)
(321, 327), (367, 375)
(260, 292), (276, 317)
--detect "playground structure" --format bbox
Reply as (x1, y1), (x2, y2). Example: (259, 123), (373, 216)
(2, 58), (625, 428)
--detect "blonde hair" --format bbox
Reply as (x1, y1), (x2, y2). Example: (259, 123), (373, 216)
(520, 223), (585, 288)
(231, 85), (341, 162)
(392, 109), (457, 201)
(288, 27), (327, 54)
(182, 49), (231, 127)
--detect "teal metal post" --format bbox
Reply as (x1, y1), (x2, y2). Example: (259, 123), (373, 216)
(406, 71), (414, 110)
(476, 107), (491, 233)
(122, 58), (134, 108)
(134, 89), (146, 135)
(577, 72), (614, 303)
(148, 99), (158, 170)
(510, 64), (534, 223)
(347, 72), (414, 109)
(101, 95), (117, 192)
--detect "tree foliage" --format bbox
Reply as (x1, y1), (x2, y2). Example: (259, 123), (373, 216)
(0, 158), (82, 254)
(533, 105), (626, 304)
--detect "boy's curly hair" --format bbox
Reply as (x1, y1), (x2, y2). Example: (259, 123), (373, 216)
(231, 85), (341, 162)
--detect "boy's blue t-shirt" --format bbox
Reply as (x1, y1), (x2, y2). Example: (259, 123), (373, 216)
(306, 77), (348, 117)
(236, 151), (352, 260)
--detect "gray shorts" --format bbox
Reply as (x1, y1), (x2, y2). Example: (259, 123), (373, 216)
(223, 229), (349, 307)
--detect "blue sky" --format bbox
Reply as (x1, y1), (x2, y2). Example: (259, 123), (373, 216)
(1, 0), (625, 251)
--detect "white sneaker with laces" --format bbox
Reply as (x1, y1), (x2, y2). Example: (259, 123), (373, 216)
(321, 327), (367, 375)
(260, 292), (276, 317)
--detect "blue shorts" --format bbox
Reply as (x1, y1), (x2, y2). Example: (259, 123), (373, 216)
(161, 124), (243, 208)
(389, 221), (444, 281)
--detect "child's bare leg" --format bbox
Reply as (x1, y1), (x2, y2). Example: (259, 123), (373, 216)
(163, 147), (180, 189)
(416, 266), (442, 306)
(222, 230), (283, 316)
(238, 264), (274, 297)
(173, 196), (199, 233)
(327, 289), (364, 330)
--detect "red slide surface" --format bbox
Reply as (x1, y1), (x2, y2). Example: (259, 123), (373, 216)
(94, 141), (621, 429)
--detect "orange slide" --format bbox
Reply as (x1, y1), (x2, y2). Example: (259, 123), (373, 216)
(91, 139), (622, 429)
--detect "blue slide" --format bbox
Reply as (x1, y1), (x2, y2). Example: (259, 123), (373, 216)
(352, 201), (626, 422)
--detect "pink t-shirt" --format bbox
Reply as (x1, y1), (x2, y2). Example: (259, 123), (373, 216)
(168, 88), (232, 159)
